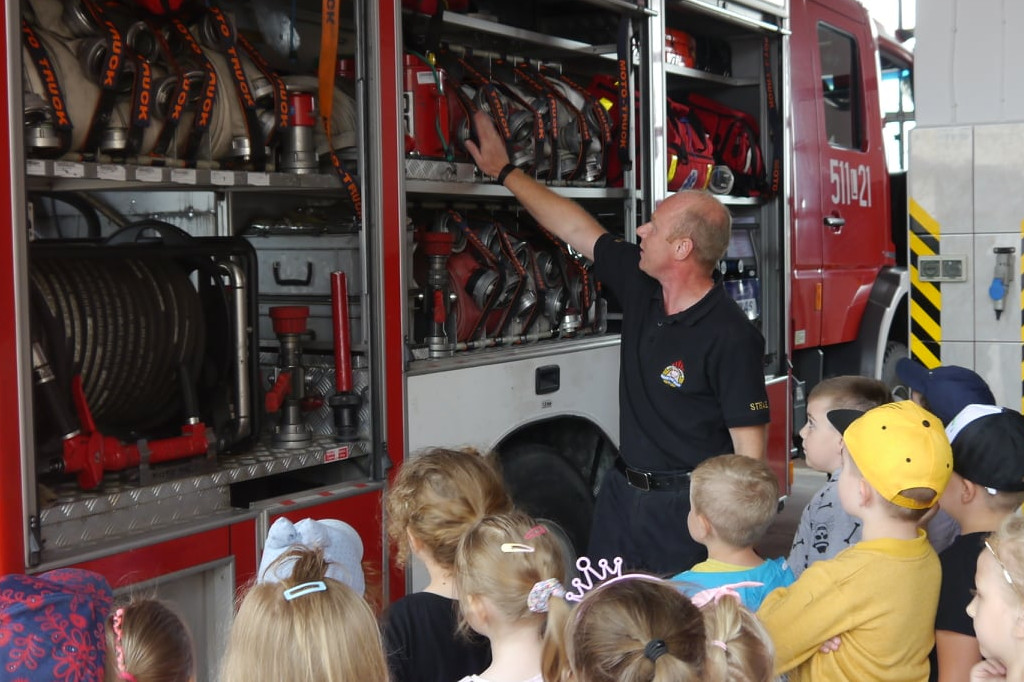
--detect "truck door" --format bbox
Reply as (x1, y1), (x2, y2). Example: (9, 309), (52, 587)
(803, 0), (891, 347)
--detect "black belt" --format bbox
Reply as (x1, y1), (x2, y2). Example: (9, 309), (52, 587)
(615, 458), (692, 492)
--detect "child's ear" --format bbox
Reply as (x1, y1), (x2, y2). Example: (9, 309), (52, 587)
(857, 478), (874, 509)
(464, 593), (489, 626)
(959, 478), (979, 505)
(691, 511), (713, 541)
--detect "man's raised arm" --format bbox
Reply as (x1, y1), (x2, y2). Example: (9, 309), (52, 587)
(464, 111), (607, 262)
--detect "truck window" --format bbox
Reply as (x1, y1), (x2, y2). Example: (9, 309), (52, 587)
(818, 23), (863, 150)
(879, 53), (915, 171)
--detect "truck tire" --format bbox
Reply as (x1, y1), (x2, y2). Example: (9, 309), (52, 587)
(500, 442), (594, 558)
(881, 340), (910, 400)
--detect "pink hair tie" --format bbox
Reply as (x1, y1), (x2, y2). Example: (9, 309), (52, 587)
(712, 640), (728, 651)
(112, 608), (138, 682)
(690, 581), (764, 608)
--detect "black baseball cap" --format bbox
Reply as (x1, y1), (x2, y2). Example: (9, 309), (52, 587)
(945, 404), (1024, 492)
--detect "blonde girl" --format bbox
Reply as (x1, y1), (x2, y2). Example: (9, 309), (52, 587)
(454, 510), (568, 682)
(104, 598), (195, 682)
(966, 514), (1024, 681)
(697, 587), (775, 682)
(219, 547), (388, 682)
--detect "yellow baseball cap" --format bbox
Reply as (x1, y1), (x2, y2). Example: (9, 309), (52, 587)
(828, 401), (953, 509)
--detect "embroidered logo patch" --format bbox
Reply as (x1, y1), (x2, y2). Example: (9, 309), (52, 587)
(661, 360), (685, 387)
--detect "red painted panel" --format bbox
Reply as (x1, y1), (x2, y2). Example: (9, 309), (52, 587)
(69, 527), (231, 588)
(791, 272), (822, 350)
(821, 272), (876, 344)
(0, 7), (25, 574)
(267, 489), (386, 611)
(766, 379), (792, 496)
(230, 519), (259, 589)
(790, 0), (891, 351)
(377, 1), (409, 605)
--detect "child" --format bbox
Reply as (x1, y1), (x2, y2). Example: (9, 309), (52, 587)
(671, 454), (794, 610)
(105, 598), (195, 682)
(931, 405), (1024, 682)
(381, 447), (514, 682)
(899, 360), (998, 554)
(0, 568), (112, 681)
(454, 511), (567, 682)
(219, 546), (388, 682)
(966, 514), (1024, 681)
(896, 358), (996, 425)
(541, 561), (774, 682)
(698, 587), (776, 682)
(788, 375), (891, 576)
(758, 400), (953, 681)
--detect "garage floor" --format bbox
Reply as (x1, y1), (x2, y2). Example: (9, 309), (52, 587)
(756, 459), (822, 561)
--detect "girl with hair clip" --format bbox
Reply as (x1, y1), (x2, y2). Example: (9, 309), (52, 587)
(454, 510), (568, 682)
(966, 514), (1024, 681)
(104, 598), (195, 682)
(382, 447), (514, 682)
(694, 585), (776, 682)
(219, 546), (388, 682)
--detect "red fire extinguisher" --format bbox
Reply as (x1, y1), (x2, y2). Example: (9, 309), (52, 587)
(403, 53), (451, 159)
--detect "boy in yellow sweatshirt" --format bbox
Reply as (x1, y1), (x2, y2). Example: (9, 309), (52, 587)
(758, 401), (953, 681)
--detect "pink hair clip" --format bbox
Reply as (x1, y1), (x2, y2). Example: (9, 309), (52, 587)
(524, 525), (548, 540)
(112, 607), (138, 682)
(690, 581), (764, 608)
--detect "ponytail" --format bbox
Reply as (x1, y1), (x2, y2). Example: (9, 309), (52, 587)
(700, 597), (774, 682)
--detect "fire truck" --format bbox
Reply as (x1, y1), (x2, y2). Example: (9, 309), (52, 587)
(0, 0), (911, 677)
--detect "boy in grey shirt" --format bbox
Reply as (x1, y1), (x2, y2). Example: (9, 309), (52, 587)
(789, 376), (890, 575)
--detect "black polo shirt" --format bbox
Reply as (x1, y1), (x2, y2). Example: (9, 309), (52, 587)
(594, 233), (770, 471)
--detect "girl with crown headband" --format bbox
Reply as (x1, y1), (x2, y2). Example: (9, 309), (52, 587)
(539, 559), (775, 682)
(453, 510), (568, 682)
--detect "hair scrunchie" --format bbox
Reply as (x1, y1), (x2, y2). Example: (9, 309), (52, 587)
(527, 578), (566, 613)
(644, 638), (668, 663)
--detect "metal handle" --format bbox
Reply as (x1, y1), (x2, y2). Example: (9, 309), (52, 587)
(272, 261), (313, 286)
(824, 215), (846, 230)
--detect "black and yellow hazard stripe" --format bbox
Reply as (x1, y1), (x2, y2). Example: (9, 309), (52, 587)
(909, 199), (941, 369)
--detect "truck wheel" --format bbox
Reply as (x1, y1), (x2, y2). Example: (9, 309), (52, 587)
(881, 340), (910, 399)
(500, 442), (594, 558)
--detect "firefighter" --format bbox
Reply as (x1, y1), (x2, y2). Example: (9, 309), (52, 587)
(465, 111), (770, 574)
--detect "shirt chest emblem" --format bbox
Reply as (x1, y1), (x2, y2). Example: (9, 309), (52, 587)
(661, 360), (685, 388)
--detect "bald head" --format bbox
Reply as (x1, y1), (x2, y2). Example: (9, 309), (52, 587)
(662, 190), (732, 272)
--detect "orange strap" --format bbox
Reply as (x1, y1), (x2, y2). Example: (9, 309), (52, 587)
(320, 0), (362, 219)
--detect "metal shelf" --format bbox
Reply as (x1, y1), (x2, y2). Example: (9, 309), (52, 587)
(406, 178), (632, 200)
(25, 159), (350, 193)
(667, 0), (786, 34)
(665, 63), (759, 87)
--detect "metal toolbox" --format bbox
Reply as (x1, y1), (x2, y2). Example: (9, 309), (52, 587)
(244, 233), (362, 298)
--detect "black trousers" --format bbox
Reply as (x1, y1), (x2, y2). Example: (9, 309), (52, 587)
(586, 465), (707, 576)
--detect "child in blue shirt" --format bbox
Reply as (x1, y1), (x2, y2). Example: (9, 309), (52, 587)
(671, 454), (794, 610)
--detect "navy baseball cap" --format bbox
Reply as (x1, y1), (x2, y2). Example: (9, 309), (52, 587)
(895, 358), (996, 425)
